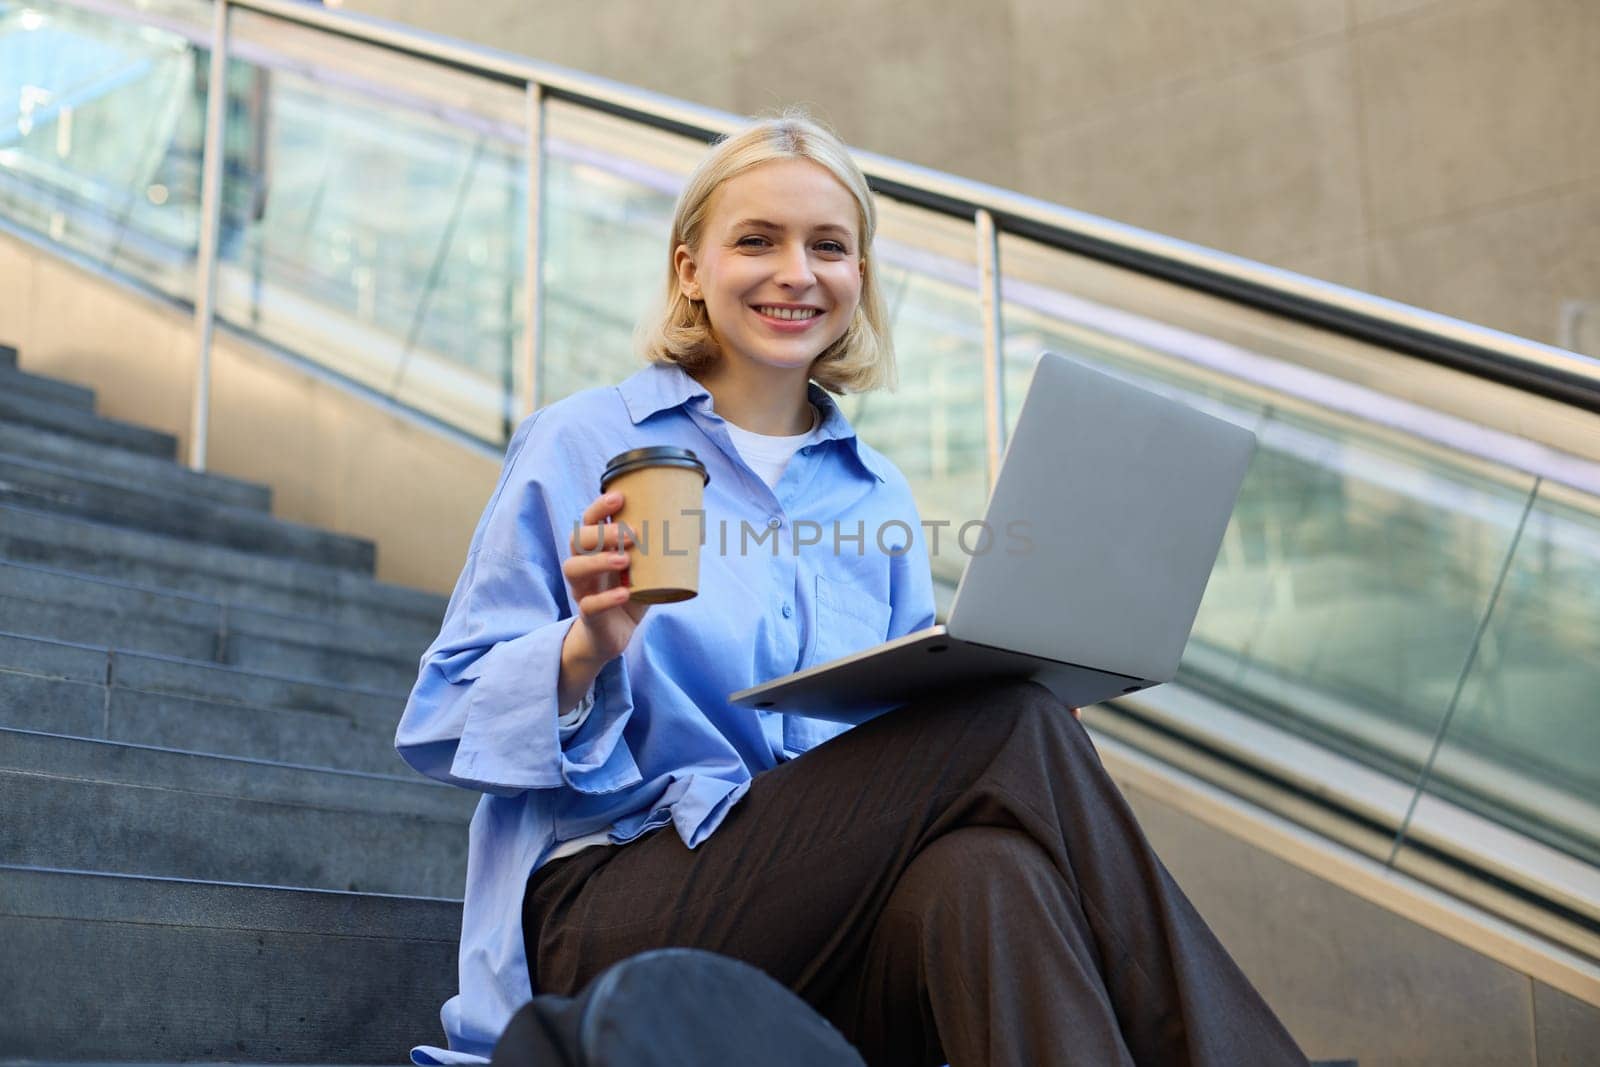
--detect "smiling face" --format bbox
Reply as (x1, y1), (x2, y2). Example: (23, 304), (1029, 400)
(673, 158), (865, 380)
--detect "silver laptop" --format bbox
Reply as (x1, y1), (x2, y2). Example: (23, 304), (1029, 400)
(728, 351), (1257, 724)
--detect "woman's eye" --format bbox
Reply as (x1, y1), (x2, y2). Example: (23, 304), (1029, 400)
(816, 241), (849, 255)
(736, 235), (770, 249)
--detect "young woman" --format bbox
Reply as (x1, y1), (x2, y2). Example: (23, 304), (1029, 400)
(397, 111), (1307, 1067)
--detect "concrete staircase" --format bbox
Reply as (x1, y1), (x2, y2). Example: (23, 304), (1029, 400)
(0, 344), (471, 1062)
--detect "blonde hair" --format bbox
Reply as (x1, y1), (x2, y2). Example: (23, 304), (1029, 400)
(637, 108), (896, 394)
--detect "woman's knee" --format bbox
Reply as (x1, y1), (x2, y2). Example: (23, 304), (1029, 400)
(884, 827), (1058, 934)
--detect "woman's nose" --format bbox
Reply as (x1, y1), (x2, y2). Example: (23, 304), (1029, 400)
(773, 244), (817, 288)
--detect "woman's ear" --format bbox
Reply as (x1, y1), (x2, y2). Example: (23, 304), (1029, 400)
(673, 243), (701, 301)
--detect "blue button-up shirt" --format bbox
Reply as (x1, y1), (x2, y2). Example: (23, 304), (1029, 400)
(396, 361), (936, 1063)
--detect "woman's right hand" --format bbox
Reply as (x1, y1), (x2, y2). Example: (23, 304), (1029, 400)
(563, 489), (650, 665)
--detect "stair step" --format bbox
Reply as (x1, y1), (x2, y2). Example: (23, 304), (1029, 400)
(0, 363), (96, 410)
(0, 565), (424, 691)
(0, 631), (407, 718)
(0, 418), (271, 510)
(0, 388), (176, 457)
(0, 593), (419, 691)
(0, 864), (459, 1062)
(0, 631), (413, 774)
(0, 560), (429, 663)
(0, 454), (376, 572)
(0, 668), (410, 775)
(8, 593), (217, 661)
(0, 729), (474, 896)
(0, 504), (446, 628)
(231, 633), (416, 691)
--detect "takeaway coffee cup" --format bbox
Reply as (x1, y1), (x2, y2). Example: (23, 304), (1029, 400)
(600, 446), (710, 604)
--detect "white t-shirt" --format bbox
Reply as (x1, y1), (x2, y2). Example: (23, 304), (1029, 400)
(544, 402), (822, 862)
(720, 402), (821, 489)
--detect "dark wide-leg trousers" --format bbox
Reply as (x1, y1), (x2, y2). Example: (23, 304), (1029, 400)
(521, 679), (1308, 1067)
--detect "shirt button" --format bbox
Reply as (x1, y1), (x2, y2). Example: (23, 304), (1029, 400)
(781, 602), (793, 618)
(767, 516), (781, 528)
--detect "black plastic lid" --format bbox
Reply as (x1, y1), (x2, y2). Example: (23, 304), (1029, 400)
(601, 446), (710, 489)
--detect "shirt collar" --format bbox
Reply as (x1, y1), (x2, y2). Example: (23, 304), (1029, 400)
(616, 362), (888, 484)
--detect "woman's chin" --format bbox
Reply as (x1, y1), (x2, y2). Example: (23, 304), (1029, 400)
(726, 344), (831, 375)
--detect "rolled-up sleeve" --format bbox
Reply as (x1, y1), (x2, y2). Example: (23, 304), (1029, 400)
(395, 414), (643, 798)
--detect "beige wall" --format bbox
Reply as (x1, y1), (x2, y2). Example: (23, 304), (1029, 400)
(1117, 770), (1600, 1065)
(0, 229), (499, 595)
(341, 0), (1600, 357)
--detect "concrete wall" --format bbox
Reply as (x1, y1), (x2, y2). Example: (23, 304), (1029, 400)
(0, 229), (500, 595)
(1118, 771), (1600, 1066)
(339, 0), (1600, 357)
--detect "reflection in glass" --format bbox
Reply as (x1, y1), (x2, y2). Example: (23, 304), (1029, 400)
(1422, 483), (1600, 865)
(0, 0), (209, 298)
(1214, 410), (1535, 773)
(214, 11), (527, 442)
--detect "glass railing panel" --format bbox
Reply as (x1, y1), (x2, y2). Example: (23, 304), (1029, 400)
(1411, 480), (1600, 868)
(0, 0), (213, 300)
(995, 232), (1580, 812)
(538, 99), (703, 406)
(219, 8), (527, 443)
(840, 201), (985, 585)
(1209, 408), (1539, 779)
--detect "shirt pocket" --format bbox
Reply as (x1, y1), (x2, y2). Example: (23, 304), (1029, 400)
(810, 573), (893, 665)
(783, 574), (894, 759)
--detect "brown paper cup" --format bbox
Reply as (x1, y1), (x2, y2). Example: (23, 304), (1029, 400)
(601, 448), (709, 604)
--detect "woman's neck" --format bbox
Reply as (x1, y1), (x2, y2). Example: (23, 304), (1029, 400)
(693, 358), (815, 436)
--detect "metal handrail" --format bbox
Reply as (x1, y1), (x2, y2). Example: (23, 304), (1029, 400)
(219, 0), (1600, 414)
